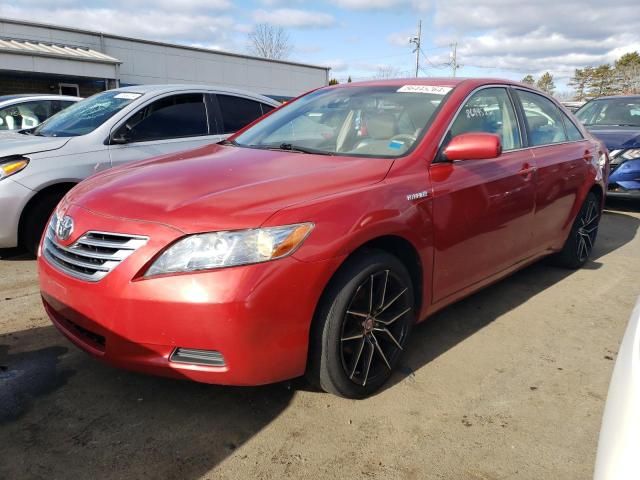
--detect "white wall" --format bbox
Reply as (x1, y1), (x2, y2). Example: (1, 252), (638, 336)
(0, 19), (329, 98)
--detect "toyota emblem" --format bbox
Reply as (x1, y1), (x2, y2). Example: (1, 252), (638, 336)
(56, 215), (74, 241)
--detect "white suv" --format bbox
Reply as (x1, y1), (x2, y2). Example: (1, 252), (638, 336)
(0, 85), (280, 254)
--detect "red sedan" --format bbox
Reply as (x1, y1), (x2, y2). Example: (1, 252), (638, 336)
(38, 78), (608, 398)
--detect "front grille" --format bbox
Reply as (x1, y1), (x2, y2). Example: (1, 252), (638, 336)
(43, 216), (148, 282)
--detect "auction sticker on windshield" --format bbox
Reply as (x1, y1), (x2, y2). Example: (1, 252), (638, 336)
(114, 93), (142, 100)
(397, 85), (452, 95)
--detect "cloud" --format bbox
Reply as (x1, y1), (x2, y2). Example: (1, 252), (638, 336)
(0, 3), (239, 50)
(426, 0), (640, 81)
(329, 0), (406, 9)
(252, 9), (335, 28)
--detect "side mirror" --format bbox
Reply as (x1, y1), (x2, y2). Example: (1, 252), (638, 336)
(110, 132), (130, 145)
(443, 133), (502, 161)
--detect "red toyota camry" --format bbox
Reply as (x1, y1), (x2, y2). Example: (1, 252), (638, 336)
(38, 78), (608, 398)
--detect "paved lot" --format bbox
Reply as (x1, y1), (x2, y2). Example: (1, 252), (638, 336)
(1, 200), (639, 480)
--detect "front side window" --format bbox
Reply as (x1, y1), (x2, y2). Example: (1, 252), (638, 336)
(575, 98), (640, 127)
(234, 85), (451, 157)
(517, 90), (568, 146)
(448, 87), (522, 151)
(34, 91), (141, 137)
(116, 93), (208, 143)
(217, 95), (265, 134)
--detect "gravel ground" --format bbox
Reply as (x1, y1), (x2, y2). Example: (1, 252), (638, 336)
(1, 199), (639, 480)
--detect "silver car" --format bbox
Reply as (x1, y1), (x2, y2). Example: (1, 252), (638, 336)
(594, 297), (640, 480)
(0, 85), (279, 253)
(0, 94), (80, 131)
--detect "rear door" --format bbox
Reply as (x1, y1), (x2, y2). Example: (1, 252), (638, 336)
(514, 89), (590, 250)
(108, 92), (223, 168)
(431, 86), (537, 302)
(211, 94), (274, 136)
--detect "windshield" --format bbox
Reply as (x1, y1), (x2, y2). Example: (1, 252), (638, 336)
(576, 98), (640, 127)
(233, 85), (452, 157)
(33, 91), (143, 137)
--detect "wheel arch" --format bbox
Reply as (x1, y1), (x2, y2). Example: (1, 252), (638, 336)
(18, 182), (76, 244)
(306, 233), (424, 372)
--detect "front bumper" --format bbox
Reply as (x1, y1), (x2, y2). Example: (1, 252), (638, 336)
(607, 159), (640, 197)
(0, 178), (34, 248)
(38, 204), (343, 385)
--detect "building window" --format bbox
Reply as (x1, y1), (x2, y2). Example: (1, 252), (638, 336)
(59, 83), (80, 96)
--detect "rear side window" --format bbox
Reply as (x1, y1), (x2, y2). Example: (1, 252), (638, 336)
(449, 87), (522, 151)
(516, 90), (568, 146)
(561, 113), (584, 142)
(217, 95), (265, 134)
(123, 93), (208, 142)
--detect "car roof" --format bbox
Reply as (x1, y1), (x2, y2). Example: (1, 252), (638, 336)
(114, 84), (280, 105)
(327, 77), (528, 90)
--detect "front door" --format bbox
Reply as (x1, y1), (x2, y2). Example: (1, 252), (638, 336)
(431, 87), (537, 302)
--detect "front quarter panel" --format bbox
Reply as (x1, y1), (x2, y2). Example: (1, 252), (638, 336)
(265, 159), (434, 319)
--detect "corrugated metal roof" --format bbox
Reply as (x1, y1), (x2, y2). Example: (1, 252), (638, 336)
(0, 37), (120, 64)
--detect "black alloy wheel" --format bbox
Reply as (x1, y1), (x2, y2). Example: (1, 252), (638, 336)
(550, 191), (601, 269)
(308, 250), (415, 398)
(340, 269), (412, 387)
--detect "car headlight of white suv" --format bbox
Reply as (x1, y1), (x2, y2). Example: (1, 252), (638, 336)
(0, 156), (29, 180)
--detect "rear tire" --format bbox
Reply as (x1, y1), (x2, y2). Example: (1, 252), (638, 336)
(549, 192), (601, 269)
(307, 250), (415, 399)
(21, 192), (65, 256)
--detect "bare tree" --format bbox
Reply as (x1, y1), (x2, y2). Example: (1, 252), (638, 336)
(248, 24), (292, 60)
(375, 65), (401, 79)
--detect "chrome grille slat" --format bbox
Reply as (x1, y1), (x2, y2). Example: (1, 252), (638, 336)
(76, 233), (148, 250)
(43, 217), (148, 282)
(44, 238), (115, 271)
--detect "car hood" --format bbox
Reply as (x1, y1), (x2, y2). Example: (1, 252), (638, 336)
(586, 126), (640, 151)
(0, 132), (71, 157)
(64, 144), (393, 233)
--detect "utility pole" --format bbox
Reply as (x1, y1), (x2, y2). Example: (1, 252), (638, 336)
(409, 20), (421, 78)
(450, 42), (459, 77)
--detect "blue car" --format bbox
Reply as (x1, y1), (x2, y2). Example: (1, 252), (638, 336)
(576, 96), (640, 197)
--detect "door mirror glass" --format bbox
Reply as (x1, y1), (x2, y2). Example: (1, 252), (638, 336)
(110, 131), (130, 144)
(443, 133), (502, 161)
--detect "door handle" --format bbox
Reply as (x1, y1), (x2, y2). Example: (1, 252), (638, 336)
(519, 163), (537, 180)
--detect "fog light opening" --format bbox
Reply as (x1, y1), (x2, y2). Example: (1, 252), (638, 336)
(170, 348), (225, 367)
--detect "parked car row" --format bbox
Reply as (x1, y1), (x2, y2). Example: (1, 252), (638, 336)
(25, 78), (609, 398)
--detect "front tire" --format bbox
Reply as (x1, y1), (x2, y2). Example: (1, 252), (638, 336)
(21, 192), (65, 256)
(308, 250), (415, 398)
(550, 191), (601, 269)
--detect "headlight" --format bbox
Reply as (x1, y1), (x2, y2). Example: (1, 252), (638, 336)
(619, 149), (640, 160)
(145, 223), (314, 276)
(0, 156), (29, 180)
(611, 149), (640, 163)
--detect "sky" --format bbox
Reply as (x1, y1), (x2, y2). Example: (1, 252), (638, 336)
(2, 0), (640, 93)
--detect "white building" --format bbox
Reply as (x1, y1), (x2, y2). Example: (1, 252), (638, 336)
(0, 17), (330, 100)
